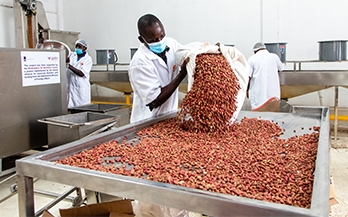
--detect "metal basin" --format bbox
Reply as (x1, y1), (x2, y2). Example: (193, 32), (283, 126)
(38, 112), (120, 148)
(37, 39), (71, 58)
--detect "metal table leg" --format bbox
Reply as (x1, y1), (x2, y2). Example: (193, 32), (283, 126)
(334, 86), (339, 147)
(17, 174), (35, 217)
(17, 175), (84, 217)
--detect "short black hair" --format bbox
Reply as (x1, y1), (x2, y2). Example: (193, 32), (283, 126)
(137, 14), (162, 36)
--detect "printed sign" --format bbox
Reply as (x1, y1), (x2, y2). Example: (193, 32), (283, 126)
(21, 51), (60, 87)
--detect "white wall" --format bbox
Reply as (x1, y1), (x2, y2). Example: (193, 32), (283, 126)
(278, 1), (348, 62)
(1, 0), (348, 107)
(59, 0), (262, 62)
(0, 0), (16, 47)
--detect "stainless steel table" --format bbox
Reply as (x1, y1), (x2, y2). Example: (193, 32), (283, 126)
(16, 106), (330, 217)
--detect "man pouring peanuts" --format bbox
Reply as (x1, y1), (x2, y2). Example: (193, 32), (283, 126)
(128, 14), (189, 124)
(128, 13), (190, 217)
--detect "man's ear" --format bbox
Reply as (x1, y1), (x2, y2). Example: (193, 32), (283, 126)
(138, 36), (144, 43)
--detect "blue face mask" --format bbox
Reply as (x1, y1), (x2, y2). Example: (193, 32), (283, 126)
(75, 48), (83, 55)
(147, 36), (167, 54)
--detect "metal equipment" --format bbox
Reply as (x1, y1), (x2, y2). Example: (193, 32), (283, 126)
(318, 40), (347, 61)
(280, 61), (348, 146)
(130, 48), (137, 59)
(96, 49), (118, 65)
(17, 0), (36, 12)
(14, 0), (79, 50)
(68, 103), (130, 127)
(37, 39), (71, 58)
(265, 42), (287, 62)
(280, 64), (348, 99)
(16, 106), (330, 217)
(40, 30), (79, 51)
(90, 63), (348, 98)
(14, 0), (38, 48)
(0, 48), (67, 160)
(38, 112), (120, 148)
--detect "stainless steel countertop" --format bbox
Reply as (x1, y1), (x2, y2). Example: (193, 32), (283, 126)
(90, 68), (348, 98)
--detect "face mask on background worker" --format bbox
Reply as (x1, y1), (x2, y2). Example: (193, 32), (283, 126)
(75, 48), (83, 55)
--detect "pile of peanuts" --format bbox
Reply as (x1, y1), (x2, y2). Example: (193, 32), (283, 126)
(179, 53), (240, 133)
(57, 117), (319, 208)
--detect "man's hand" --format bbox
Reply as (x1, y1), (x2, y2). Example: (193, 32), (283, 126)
(148, 57), (190, 110)
(180, 57), (190, 77)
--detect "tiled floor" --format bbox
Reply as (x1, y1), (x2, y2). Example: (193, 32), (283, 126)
(1, 138), (347, 217)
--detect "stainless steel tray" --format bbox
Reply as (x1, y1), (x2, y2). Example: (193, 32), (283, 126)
(16, 106), (330, 217)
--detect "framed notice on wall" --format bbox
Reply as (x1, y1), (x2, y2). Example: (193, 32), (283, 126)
(21, 51), (60, 87)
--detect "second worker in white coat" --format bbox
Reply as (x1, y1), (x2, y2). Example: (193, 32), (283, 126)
(66, 39), (93, 109)
(247, 42), (284, 112)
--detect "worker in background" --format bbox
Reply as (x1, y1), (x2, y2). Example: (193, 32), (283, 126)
(247, 42), (284, 112)
(128, 13), (189, 123)
(66, 39), (93, 109)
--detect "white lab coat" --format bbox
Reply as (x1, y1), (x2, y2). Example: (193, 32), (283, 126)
(247, 50), (284, 109)
(66, 52), (93, 109)
(128, 37), (181, 123)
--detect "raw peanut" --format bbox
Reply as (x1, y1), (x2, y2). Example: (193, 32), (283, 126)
(179, 53), (240, 133)
(56, 117), (319, 209)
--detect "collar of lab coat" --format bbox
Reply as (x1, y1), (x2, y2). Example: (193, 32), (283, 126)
(256, 49), (269, 54)
(70, 51), (89, 62)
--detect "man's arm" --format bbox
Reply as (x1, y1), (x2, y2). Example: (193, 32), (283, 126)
(147, 57), (189, 110)
(67, 64), (85, 77)
(246, 59), (253, 98)
(246, 76), (251, 98)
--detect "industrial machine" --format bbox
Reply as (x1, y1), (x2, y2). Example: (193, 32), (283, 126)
(37, 40), (71, 58)
(13, 0), (79, 50)
(0, 1), (78, 176)
(0, 48), (67, 174)
(16, 106), (330, 217)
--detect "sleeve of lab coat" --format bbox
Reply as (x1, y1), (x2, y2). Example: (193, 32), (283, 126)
(247, 58), (254, 77)
(277, 57), (284, 72)
(129, 62), (161, 105)
(79, 55), (93, 79)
